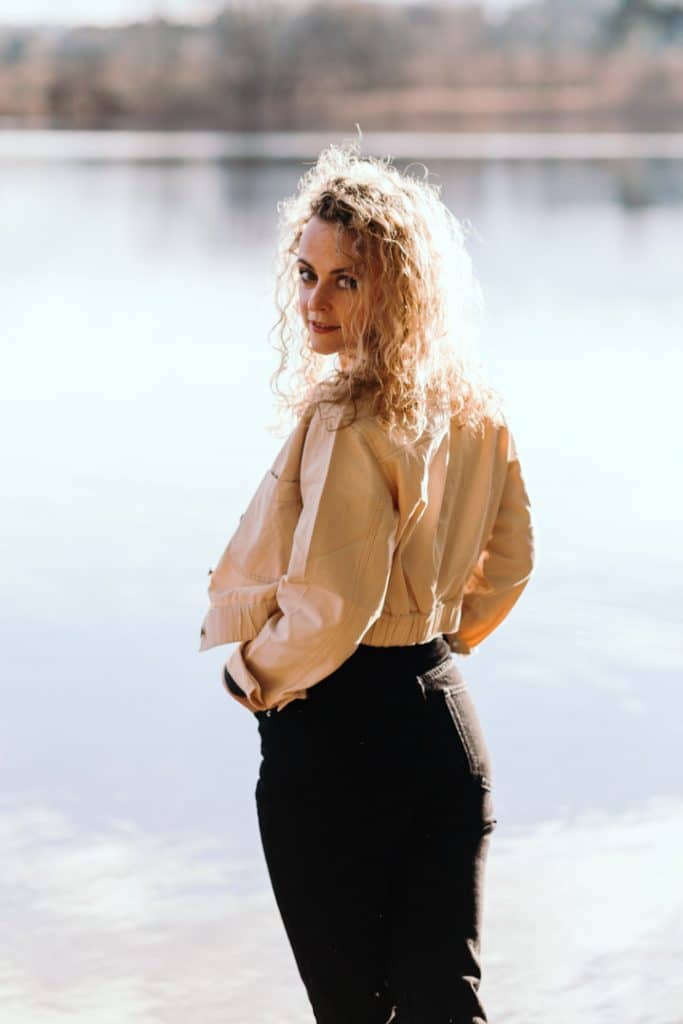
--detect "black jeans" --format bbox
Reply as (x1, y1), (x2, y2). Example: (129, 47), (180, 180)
(252, 636), (497, 1024)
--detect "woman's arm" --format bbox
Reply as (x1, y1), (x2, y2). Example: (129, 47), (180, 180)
(224, 408), (399, 713)
(445, 425), (535, 655)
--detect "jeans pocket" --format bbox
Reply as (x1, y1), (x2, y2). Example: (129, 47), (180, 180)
(417, 658), (494, 791)
(442, 686), (493, 791)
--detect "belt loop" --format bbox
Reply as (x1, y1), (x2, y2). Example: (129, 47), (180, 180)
(416, 675), (427, 700)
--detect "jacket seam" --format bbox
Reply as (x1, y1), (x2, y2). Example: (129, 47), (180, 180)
(351, 419), (443, 466)
(349, 420), (399, 466)
(219, 549), (283, 586)
(352, 495), (386, 607)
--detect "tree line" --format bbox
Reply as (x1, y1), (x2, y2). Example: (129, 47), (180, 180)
(0, 0), (681, 130)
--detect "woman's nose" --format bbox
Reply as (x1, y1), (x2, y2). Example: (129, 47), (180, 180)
(309, 280), (333, 310)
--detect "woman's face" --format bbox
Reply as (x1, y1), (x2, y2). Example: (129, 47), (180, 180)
(296, 215), (364, 365)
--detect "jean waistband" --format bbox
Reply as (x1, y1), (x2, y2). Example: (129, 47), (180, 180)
(305, 634), (453, 704)
(355, 634), (451, 672)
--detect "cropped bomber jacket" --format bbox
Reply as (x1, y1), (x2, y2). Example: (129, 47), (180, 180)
(199, 397), (535, 713)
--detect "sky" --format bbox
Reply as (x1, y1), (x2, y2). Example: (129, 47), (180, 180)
(0, 0), (219, 25)
(0, 0), (528, 28)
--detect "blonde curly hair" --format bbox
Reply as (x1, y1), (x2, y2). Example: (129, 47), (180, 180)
(267, 138), (504, 444)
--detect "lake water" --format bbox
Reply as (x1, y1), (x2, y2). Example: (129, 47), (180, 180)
(2, 132), (682, 1022)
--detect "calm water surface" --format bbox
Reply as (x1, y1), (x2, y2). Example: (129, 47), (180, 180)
(2, 134), (682, 1022)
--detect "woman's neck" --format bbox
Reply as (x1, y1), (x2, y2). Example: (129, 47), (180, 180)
(338, 349), (355, 373)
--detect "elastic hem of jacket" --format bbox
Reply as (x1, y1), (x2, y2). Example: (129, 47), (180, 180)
(361, 602), (463, 647)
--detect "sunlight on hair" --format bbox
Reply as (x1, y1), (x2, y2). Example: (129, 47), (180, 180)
(267, 136), (504, 444)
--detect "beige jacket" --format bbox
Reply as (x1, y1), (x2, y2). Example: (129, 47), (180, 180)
(199, 398), (534, 713)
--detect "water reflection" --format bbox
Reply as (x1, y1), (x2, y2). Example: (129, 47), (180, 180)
(2, 799), (681, 1022)
(2, 140), (682, 868)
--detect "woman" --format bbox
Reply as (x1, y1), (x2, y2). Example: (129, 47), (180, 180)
(199, 141), (535, 1024)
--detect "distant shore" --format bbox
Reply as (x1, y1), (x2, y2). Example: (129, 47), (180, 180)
(1, 3), (682, 135)
(2, 129), (683, 163)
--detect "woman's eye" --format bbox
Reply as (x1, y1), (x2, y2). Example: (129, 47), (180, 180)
(338, 276), (358, 290)
(297, 267), (357, 290)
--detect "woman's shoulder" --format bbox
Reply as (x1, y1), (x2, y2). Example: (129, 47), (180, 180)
(302, 384), (511, 460)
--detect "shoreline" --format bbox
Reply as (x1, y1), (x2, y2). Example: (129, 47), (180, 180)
(2, 128), (683, 162)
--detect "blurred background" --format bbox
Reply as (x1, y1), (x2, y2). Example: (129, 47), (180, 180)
(2, 2), (682, 1022)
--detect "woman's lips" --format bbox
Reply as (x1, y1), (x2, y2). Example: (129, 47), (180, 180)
(310, 322), (340, 334)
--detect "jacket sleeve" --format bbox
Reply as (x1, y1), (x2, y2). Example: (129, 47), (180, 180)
(446, 425), (535, 656)
(223, 409), (399, 713)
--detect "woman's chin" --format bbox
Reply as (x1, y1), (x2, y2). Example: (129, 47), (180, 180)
(309, 336), (340, 356)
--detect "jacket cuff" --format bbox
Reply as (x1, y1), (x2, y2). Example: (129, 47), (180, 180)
(224, 645), (269, 712)
(223, 664), (247, 698)
(445, 633), (478, 656)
